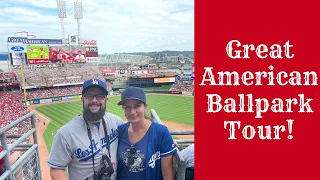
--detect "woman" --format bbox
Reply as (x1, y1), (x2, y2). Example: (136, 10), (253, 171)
(117, 86), (176, 180)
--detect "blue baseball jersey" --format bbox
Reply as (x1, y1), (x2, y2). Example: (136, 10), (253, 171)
(117, 122), (177, 180)
(118, 126), (148, 180)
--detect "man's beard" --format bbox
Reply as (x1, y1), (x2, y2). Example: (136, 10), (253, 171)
(83, 103), (106, 122)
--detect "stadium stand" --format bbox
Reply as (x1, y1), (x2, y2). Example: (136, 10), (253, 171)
(26, 86), (81, 99)
(170, 83), (194, 92)
(12, 63), (104, 86)
(0, 92), (31, 135)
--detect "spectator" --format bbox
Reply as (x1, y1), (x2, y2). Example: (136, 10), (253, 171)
(0, 148), (21, 175)
(180, 144), (194, 180)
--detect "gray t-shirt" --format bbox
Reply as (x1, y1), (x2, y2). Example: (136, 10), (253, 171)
(48, 113), (123, 180)
(180, 144), (194, 168)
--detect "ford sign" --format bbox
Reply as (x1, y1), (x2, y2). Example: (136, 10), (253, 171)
(10, 46), (24, 51)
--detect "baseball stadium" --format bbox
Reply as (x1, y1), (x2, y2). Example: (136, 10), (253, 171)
(1, 51), (194, 180)
(0, 1), (194, 180)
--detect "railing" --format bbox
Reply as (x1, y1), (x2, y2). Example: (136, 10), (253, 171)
(0, 112), (42, 180)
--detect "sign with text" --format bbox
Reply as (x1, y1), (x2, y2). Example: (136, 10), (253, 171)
(85, 46), (98, 57)
(26, 46), (49, 64)
(154, 77), (175, 83)
(83, 40), (97, 46)
(8, 44), (27, 65)
(7, 37), (62, 44)
(195, 1), (320, 180)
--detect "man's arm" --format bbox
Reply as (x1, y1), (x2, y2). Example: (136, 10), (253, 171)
(161, 155), (175, 180)
(48, 131), (72, 180)
(50, 168), (68, 180)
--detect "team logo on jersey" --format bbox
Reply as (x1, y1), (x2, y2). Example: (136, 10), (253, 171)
(74, 128), (118, 162)
(148, 151), (160, 168)
(92, 79), (98, 85)
(121, 148), (145, 172)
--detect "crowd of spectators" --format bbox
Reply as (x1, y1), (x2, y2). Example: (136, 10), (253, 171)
(170, 83), (194, 92)
(0, 91), (31, 135)
(26, 86), (82, 99)
(12, 64), (102, 86)
(27, 89), (54, 99)
(27, 86), (82, 99)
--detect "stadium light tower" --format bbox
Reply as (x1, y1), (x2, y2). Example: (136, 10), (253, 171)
(74, 0), (83, 45)
(57, 0), (67, 43)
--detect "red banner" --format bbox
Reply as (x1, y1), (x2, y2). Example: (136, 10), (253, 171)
(99, 68), (115, 74)
(195, 0), (320, 180)
(28, 59), (49, 64)
(4, 73), (17, 78)
(0, 82), (19, 87)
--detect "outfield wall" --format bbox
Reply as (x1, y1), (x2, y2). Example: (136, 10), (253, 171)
(26, 90), (194, 106)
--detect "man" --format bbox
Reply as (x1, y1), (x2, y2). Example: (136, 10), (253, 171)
(74, 49), (86, 63)
(48, 78), (123, 180)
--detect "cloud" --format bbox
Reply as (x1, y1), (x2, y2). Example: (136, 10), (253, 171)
(0, 0), (194, 53)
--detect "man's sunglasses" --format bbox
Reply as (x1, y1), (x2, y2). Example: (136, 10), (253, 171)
(128, 145), (137, 166)
(83, 94), (106, 100)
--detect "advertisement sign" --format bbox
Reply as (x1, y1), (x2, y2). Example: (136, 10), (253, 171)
(49, 45), (87, 64)
(40, 98), (52, 104)
(182, 91), (193, 96)
(33, 99), (40, 104)
(73, 95), (82, 99)
(62, 96), (73, 101)
(0, 82), (19, 87)
(7, 37), (62, 44)
(177, 75), (181, 81)
(26, 46), (49, 64)
(154, 77), (176, 83)
(52, 97), (62, 102)
(100, 68), (116, 74)
(85, 46), (98, 57)
(86, 57), (99, 63)
(8, 45), (27, 65)
(83, 40), (97, 46)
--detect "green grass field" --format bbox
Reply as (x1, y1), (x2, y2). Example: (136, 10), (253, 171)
(36, 95), (194, 152)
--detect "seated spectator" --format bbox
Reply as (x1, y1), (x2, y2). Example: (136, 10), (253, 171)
(0, 147), (21, 175)
(180, 143), (194, 180)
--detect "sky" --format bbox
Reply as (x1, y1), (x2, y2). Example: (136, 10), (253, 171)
(0, 0), (194, 54)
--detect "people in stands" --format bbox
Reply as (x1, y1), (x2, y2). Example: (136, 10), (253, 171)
(180, 143), (194, 180)
(0, 147), (21, 175)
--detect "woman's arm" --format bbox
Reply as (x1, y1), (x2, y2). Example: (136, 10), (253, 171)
(161, 154), (175, 180)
